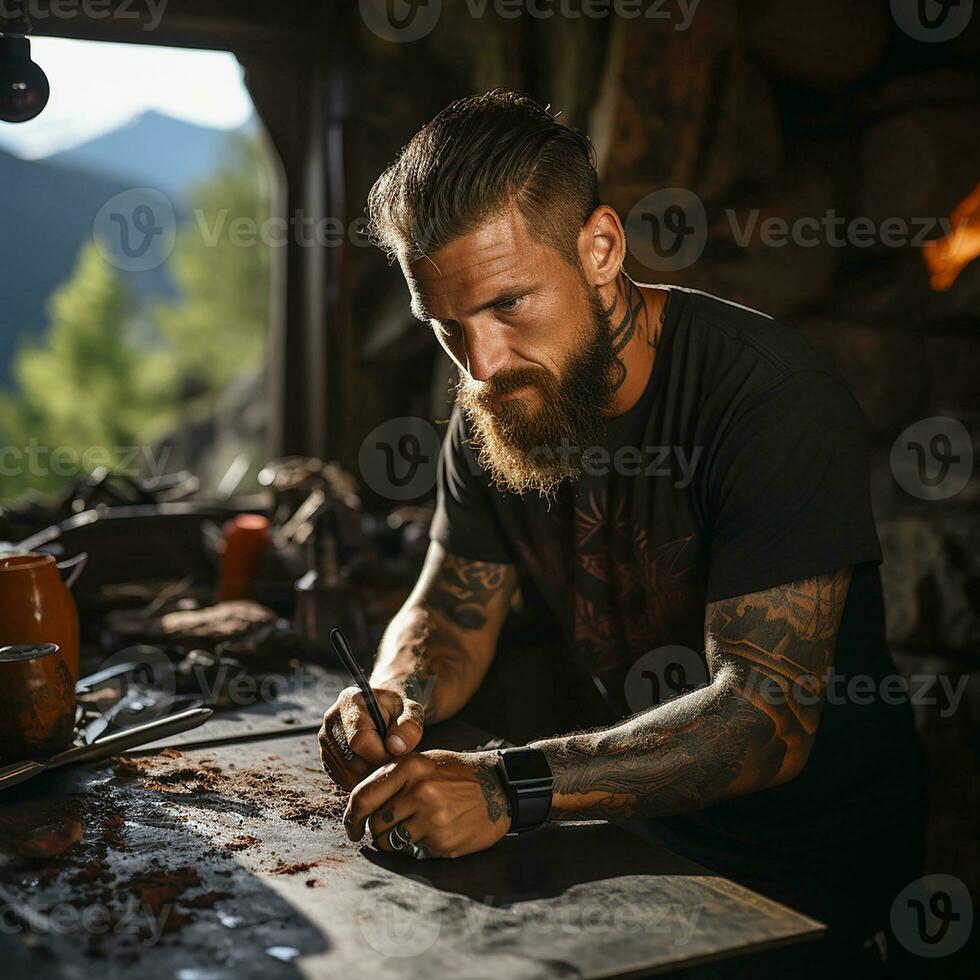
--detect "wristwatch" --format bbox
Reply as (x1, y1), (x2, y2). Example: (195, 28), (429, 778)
(496, 747), (553, 833)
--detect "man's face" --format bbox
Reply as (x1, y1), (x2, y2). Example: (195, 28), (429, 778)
(406, 210), (617, 496)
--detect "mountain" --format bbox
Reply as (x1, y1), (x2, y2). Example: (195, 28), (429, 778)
(1, 111), (255, 388)
(0, 148), (179, 387)
(44, 110), (256, 200)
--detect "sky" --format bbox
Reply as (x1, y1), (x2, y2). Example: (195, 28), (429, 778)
(0, 37), (253, 159)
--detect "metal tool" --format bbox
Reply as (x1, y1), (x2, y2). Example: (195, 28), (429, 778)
(329, 628), (387, 741)
(74, 661), (140, 695)
(0, 706), (213, 791)
(82, 692), (205, 744)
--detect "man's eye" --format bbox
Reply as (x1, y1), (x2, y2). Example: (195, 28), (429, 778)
(496, 296), (524, 314)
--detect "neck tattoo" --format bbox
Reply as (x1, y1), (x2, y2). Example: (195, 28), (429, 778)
(600, 274), (654, 392)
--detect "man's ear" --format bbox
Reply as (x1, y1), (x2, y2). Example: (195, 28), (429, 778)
(578, 206), (626, 288)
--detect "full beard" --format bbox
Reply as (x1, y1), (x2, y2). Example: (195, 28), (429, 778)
(455, 288), (618, 498)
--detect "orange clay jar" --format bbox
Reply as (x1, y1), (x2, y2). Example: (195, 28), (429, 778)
(0, 553), (81, 682)
(0, 643), (75, 763)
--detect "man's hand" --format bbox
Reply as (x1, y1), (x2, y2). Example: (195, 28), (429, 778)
(318, 686), (424, 791)
(343, 750), (511, 859)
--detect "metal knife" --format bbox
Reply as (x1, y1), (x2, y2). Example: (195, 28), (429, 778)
(0, 706), (213, 792)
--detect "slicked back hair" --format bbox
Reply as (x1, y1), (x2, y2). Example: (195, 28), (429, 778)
(367, 90), (599, 270)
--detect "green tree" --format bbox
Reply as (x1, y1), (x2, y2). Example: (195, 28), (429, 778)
(0, 131), (271, 504)
(0, 242), (177, 500)
(154, 132), (271, 397)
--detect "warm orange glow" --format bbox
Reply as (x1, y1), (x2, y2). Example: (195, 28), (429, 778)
(923, 182), (980, 291)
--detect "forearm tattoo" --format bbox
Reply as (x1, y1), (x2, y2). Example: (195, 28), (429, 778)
(537, 570), (852, 820)
(380, 553), (513, 720)
(475, 761), (511, 823)
(426, 553), (508, 630)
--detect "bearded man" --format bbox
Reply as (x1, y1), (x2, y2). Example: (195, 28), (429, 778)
(318, 90), (925, 970)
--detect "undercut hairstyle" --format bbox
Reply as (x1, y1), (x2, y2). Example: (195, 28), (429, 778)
(366, 89), (599, 268)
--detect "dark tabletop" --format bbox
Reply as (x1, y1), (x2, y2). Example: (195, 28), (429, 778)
(0, 718), (823, 980)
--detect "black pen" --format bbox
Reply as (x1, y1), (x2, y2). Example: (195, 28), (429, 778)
(330, 628), (388, 742)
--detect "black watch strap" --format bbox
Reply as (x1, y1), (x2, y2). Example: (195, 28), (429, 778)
(497, 747), (553, 833)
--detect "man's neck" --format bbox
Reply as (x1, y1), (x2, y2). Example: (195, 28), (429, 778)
(603, 274), (668, 418)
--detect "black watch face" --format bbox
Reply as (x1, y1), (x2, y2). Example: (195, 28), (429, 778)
(502, 749), (548, 782)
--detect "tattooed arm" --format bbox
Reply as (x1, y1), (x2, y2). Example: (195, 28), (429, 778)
(371, 541), (518, 724)
(319, 541), (515, 789)
(534, 569), (853, 820)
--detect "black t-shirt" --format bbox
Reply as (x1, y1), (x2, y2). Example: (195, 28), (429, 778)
(431, 285), (923, 909)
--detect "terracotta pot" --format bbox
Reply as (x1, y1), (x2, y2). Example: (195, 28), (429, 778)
(217, 514), (271, 601)
(0, 643), (76, 763)
(0, 552), (81, 681)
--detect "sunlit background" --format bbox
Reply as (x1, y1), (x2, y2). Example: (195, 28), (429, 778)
(0, 38), (272, 504)
(0, 38), (253, 157)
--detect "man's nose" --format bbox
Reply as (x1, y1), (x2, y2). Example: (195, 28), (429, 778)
(461, 320), (509, 382)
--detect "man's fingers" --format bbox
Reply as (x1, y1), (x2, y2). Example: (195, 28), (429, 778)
(344, 755), (427, 841)
(372, 815), (429, 857)
(343, 690), (393, 766)
(386, 698), (424, 755)
(318, 724), (366, 791)
(367, 795), (416, 844)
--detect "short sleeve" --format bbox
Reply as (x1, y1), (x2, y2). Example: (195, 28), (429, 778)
(704, 371), (882, 602)
(429, 408), (515, 564)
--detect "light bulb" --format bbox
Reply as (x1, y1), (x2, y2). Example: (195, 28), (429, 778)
(0, 35), (50, 123)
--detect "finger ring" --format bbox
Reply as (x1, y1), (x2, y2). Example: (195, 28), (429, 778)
(406, 841), (429, 861)
(387, 823), (412, 853)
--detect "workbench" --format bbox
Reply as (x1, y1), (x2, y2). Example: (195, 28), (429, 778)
(0, 698), (823, 979)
